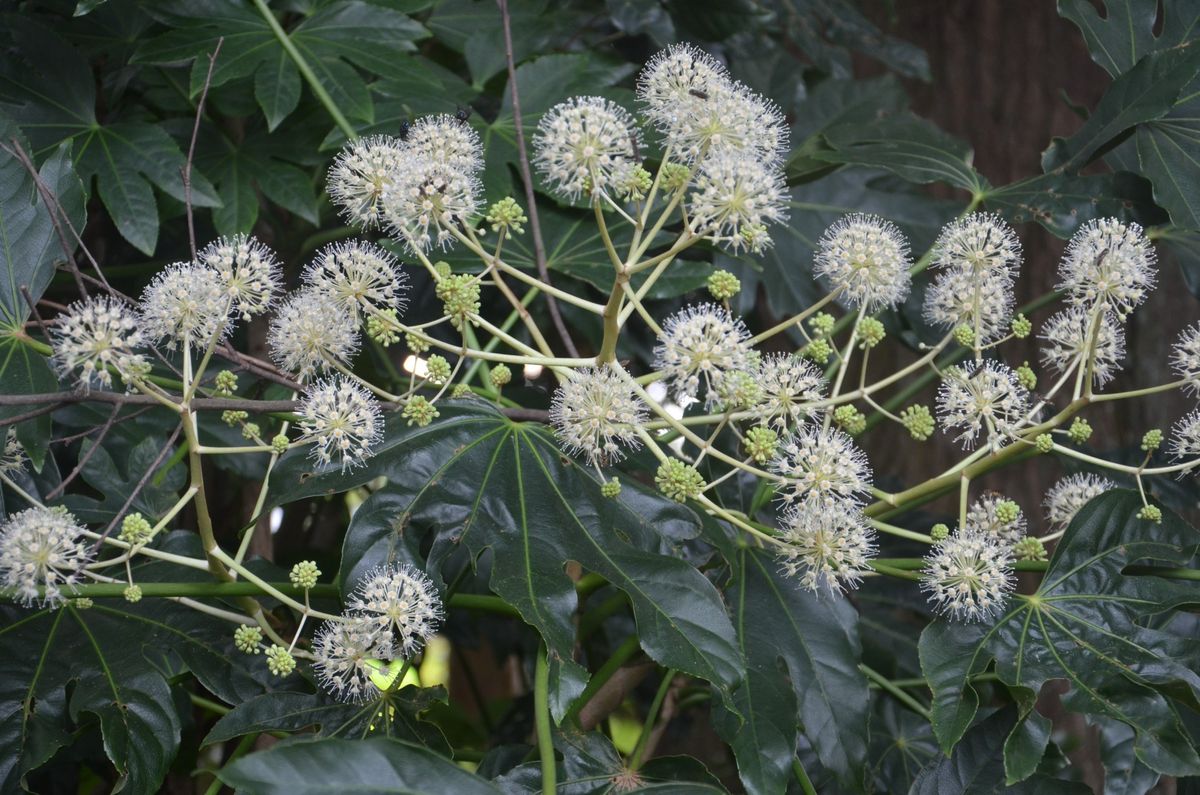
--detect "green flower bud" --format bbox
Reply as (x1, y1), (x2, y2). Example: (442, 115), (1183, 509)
(857, 317), (886, 349)
(600, 478), (622, 499)
(739, 224), (771, 254)
(221, 410), (248, 426)
(661, 162), (691, 191)
(271, 433), (290, 455)
(953, 324), (975, 348)
(833, 404), (866, 435)
(621, 166), (653, 202)
(289, 560), (321, 590)
(1010, 314), (1032, 339)
(1067, 417), (1092, 444)
(655, 459), (705, 503)
(73, 597), (93, 609)
(124, 584), (142, 603)
(744, 426), (779, 464)
(717, 370), (762, 410)
(1141, 429), (1163, 452)
(994, 499), (1020, 525)
(425, 355), (452, 385)
(706, 270), (741, 301)
(433, 261), (453, 280)
(404, 331), (430, 354)
(241, 422), (260, 441)
(900, 404), (935, 441)
(119, 513), (154, 545)
(234, 625), (263, 654)
(930, 523), (950, 542)
(367, 309), (402, 346)
(265, 645), (296, 676)
(1014, 536), (1047, 561)
(485, 197), (528, 235)
(402, 396), (439, 427)
(1035, 433), (1054, 453)
(1015, 361), (1037, 391)
(214, 370), (238, 396)
(809, 312), (835, 336)
(803, 338), (832, 364)
(1138, 504), (1162, 523)
(436, 273), (481, 329)
(450, 383), (473, 399)
(489, 363), (512, 388)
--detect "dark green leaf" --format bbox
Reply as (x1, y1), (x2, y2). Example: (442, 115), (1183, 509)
(255, 50), (302, 131)
(1093, 715), (1162, 795)
(1134, 86), (1200, 229)
(61, 435), (185, 525)
(218, 737), (501, 794)
(714, 546), (869, 794)
(1058, 0), (1200, 79)
(919, 491), (1200, 779)
(291, 1), (428, 80)
(0, 339), (59, 471)
(981, 171), (1132, 239)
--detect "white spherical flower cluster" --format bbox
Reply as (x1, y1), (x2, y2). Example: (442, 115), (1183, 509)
(1038, 307), (1126, 387)
(754, 353), (825, 429)
(298, 377), (382, 471)
(964, 493), (1027, 546)
(1057, 218), (1156, 320)
(534, 96), (639, 202)
(198, 235), (281, 320)
(923, 267), (1014, 345)
(777, 501), (876, 594)
(312, 613), (394, 703)
(937, 361), (1030, 449)
(770, 424), (872, 508)
(327, 135), (406, 229)
(654, 304), (754, 407)
(549, 364), (647, 466)
(383, 157), (481, 254)
(140, 262), (231, 350)
(303, 241), (407, 320)
(687, 150), (788, 253)
(0, 507), (91, 607)
(931, 213), (1022, 278)
(1, 429), (25, 475)
(814, 214), (912, 312)
(636, 43), (728, 139)
(1043, 473), (1115, 530)
(921, 531), (1014, 622)
(1170, 323), (1200, 395)
(1170, 408), (1200, 461)
(348, 564), (443, 657)
(50, 296), (147, 390)
(268, 290), (359, 380)
(405, 114), (483, 173)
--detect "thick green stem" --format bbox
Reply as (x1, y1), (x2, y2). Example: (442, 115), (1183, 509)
(535, 645), (557, 795)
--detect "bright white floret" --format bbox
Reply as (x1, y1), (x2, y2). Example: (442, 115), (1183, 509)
(1057, 218), (1156, 320)
(298, 377), (382, 471)
(198, 235), (281, 319)
(312, 614), (394, 703)
(777, 501), (875, 594)
(637, 43), (730, 135)
(140, 262), (231, 350)
(770, 425), (872, 508)
(931, 212), (1022, 279)
(405, 114), (483, 173)
(937, 361), (1030, 449)
(814, 214), (912, 312)
(923, 267), (1014, 345)
(347, 564), (443, 657)
(383, 154), (480, 254)
(687, 150), (788, 253)
(753, 353), (825, 429)
(303, 240), (407, 320)
(327, 135), (406, 229)
(1038, 307), (1126, 388)
(268, 289), (360, 380)
(1170, 408), (1200, 461)
(534, 96), (640, 202)
(1170, 323), (1200, 395)
(0, 507), (91, 607)
(1043, 473), (1115, 531)
(963, 493), (1027, 546)
(51, 296), (147, 390)
(922, 530), (1014, 622)
(549, 364), (647, 466)
(653, 304), (754, 407)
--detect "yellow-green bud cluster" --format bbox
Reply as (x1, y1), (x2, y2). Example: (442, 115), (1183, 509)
(119, 513), (154, 545)
(1010, 314), (1032, 339)
(436, 273), (481, 329)
(434, 262), (453, 280)
(953, 324), (975, 348)
(485, 197), (527, 235)
(717, 370), (762, 410)
(271, 434), (289, 455)
(289, 560), (321, 590)
(857, 317), (886, 349)
(124, 584), (142, 603)
(402, 396), (439, 427)
(266, 645), (296, 676)
(1067, 417), (1092, 444)
(73, 597), (93, 609)
(900, 404), (935, 441)
(214, 370), (238, 396)
(744, 426), (779, 464)
(489, 363), (512, 388)
(1138, 504), (1162, 523)
(367, 309), (402, 346)
(234, 625), (263, 654)
(809, 313), (835, 336)
(930, 523), (950, 542)
(451, 383), (473, 399)
(1035, 433), (1054, 453)
(655, 459), (705, 503)
(803, 338), (832, 364)
(994, 499), (1020, 525)
(740, 224), (771, 253)
(707, 270), (741, 301)
(222, 410), (248, 426)
(622, 166), (653, 201)
(661, 163), (690, 191)
(1141, 429), (1163, 452)
(405, 331), (430, 353)
(600, 478), (622, 499)
(425, 355), (452, 385)
(1015, 362), (1037, 391)
(833, 404), (866, 435)
(241, 422), (260, 440)
(1013, 536), (1046, 561)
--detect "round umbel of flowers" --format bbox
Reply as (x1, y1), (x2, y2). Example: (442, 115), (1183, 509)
(312, 613), (395, 703)
(1170, 408), (1200, 461)
(754, 353), (826, 429)
(297, 377), (382, 471)
(921, 530), (1014, 622)
(1, 429), (25, 475)
(327, 135), (406, 229)
(1043, 473), (1115, 531)
(814, 214), (912, 312)
(50, 296), (147, 390)
(777, 501), (876, 594)
(923, 267), (1014, 345)
(673, 79), (788, 164)
(930, 212), (1022, 279)
(198, 234), (281, 320)
(549, 364), (648, 466)
(383, 154), (481, 254)
(140, 262), (231, 350)
(1057, 218), (1156, 320)
(534, 96), (640, 202)
(654, 303), (754, 407)
(0, 506), (92, 607)
(964, 493), (1027, 546)
(636, 43), (730, 137)
(405, 114), (483, 173)
(268, 289), (360, 380)
(1038, 307), (1126, 387)
(770, 424), (872, 508)
(1170, 323), (1200, 394)
(348, 564), (443, 657)
(937, 361), (1031, 449)
(687, 150), (788, 253)
(302, 240), (407, 320)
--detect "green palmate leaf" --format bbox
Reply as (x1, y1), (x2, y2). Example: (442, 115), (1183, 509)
(1058, 0), (1200, 79)
(0, 339), (57, 470)
(1092, 715), (1162, 794)
(1041, 41), (1200, 174)
(714, 546), (870, 794)
(1134, 85), (1200, 229)
(909, 706), (1091, 795)
(869, 700), (939, 793)
(256, 49), (302, 132)
(919, 491), (1200, 780)
(549, 729), (723, 794)
(218, 737), (500, 794)
(980, 171), (1133, 239)
(268, 402), (744, 722)
(61, 435), (186, 526)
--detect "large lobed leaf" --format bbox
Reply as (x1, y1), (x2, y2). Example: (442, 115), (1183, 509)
(919, 490), (1200, 782)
